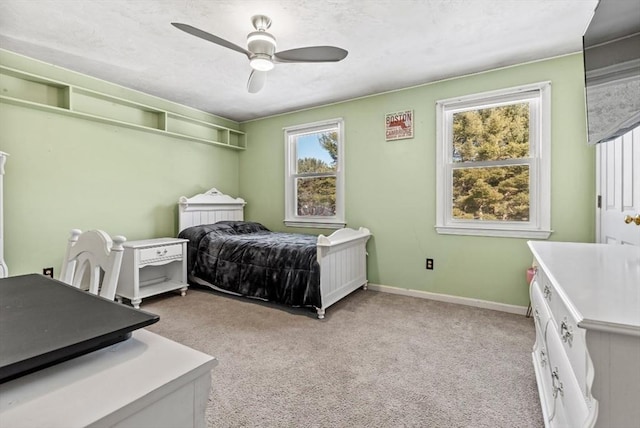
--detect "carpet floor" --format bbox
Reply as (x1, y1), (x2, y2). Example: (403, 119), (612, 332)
(145, 287), (543, 428)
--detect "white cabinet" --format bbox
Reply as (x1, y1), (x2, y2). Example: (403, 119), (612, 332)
(528, 241), (640, 428)
(0, 152), (7, 278)
(117, 238), (189, 308)
(0, 330), (216, 428)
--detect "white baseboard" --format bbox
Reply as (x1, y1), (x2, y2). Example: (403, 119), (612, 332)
(367, 283), (528, 316)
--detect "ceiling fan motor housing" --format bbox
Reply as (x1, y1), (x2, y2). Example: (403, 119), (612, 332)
(247, 30), (276, 71)
(247, 31), (276, 56)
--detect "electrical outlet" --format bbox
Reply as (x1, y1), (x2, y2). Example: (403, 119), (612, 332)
(43, 267), (54, 278)
(426, 258), (434, 270)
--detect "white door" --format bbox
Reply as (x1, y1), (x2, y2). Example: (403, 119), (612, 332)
(596, 125), (640, 246)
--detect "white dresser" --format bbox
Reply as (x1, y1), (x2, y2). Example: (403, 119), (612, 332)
(528, 241), (640, 428)
(0, 329), (216, 428)
(0, 151), (7, 278)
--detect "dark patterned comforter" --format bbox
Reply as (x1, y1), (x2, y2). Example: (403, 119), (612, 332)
(178, 221), (321, 308)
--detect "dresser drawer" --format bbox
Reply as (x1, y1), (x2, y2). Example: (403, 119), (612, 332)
(531, 278), (552, 336)
(139, 244), (183, 264)
(545, 325), (590, 427)
(545, 285), (589, 399)
(537, 268), (554, 306)
(531, 277), (554, 422)
(532, 333), (554, 424)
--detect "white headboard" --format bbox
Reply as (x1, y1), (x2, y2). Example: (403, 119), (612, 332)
(178, 188), (246, 232)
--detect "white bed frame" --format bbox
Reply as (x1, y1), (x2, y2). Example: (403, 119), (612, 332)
(178, 188), (371, 319)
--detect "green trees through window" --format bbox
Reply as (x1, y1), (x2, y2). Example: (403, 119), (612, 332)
(285, 118), (345, 228)
(451, 103), (530, 221)
(295, 131), (338, 217)
(437, 82), (550, 238)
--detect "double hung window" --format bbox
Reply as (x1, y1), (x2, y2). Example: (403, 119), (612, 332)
(284, 118), (345, 228)
(435, 82), (551, 238)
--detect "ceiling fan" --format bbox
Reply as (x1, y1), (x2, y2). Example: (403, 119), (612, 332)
(171, 16), (348, 94)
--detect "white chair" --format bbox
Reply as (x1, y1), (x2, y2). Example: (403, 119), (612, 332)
(59, 229), (126, 301)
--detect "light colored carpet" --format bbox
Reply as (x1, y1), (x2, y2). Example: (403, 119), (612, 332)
(145, 287), (543, 428)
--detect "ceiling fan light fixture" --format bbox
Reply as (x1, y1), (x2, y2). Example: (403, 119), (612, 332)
(250, 54), (274, 71)
(247, 31), (276, 71)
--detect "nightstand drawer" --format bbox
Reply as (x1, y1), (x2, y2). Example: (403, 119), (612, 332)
(139, 244), (183, 264)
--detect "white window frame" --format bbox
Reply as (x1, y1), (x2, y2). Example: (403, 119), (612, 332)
(284, 118), (345, 229)
(435, 82), (552, 239)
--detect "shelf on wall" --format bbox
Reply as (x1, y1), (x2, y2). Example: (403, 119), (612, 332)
(0, 65), (246, 150)
(0, 67), (70, 109)
(71, 87), (167, 131)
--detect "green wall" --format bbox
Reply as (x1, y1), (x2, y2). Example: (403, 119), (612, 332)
(239, 54), (596, 307)
(0, 50), (241, 276)
(1, 49), (595, 308)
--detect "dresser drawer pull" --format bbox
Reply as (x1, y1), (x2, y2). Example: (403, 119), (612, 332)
(543, 284), (552, 301)
(552, 367), (564, 398)
(560, 320), (573, 346)
(156, 248), (168, 256)
(539, 349), (547, 367)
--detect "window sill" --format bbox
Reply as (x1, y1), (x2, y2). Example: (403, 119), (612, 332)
(284, 219), (346, 229)
(435, 225), (552, 239)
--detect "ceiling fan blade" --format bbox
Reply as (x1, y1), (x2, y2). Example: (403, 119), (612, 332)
(171, 22), (252, 59)
(274, 46), (348, 63)
(247, 70), (267, 93)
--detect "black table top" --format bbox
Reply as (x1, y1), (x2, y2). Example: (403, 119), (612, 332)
(0, 274), (159, 383)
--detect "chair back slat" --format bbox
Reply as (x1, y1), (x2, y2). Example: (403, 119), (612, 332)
(59, 229), (126, 301)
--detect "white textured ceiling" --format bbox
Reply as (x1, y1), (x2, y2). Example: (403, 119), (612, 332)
(0, 0), (599, 122)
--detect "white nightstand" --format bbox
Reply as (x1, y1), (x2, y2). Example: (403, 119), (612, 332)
(116, 238), (188, 308)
